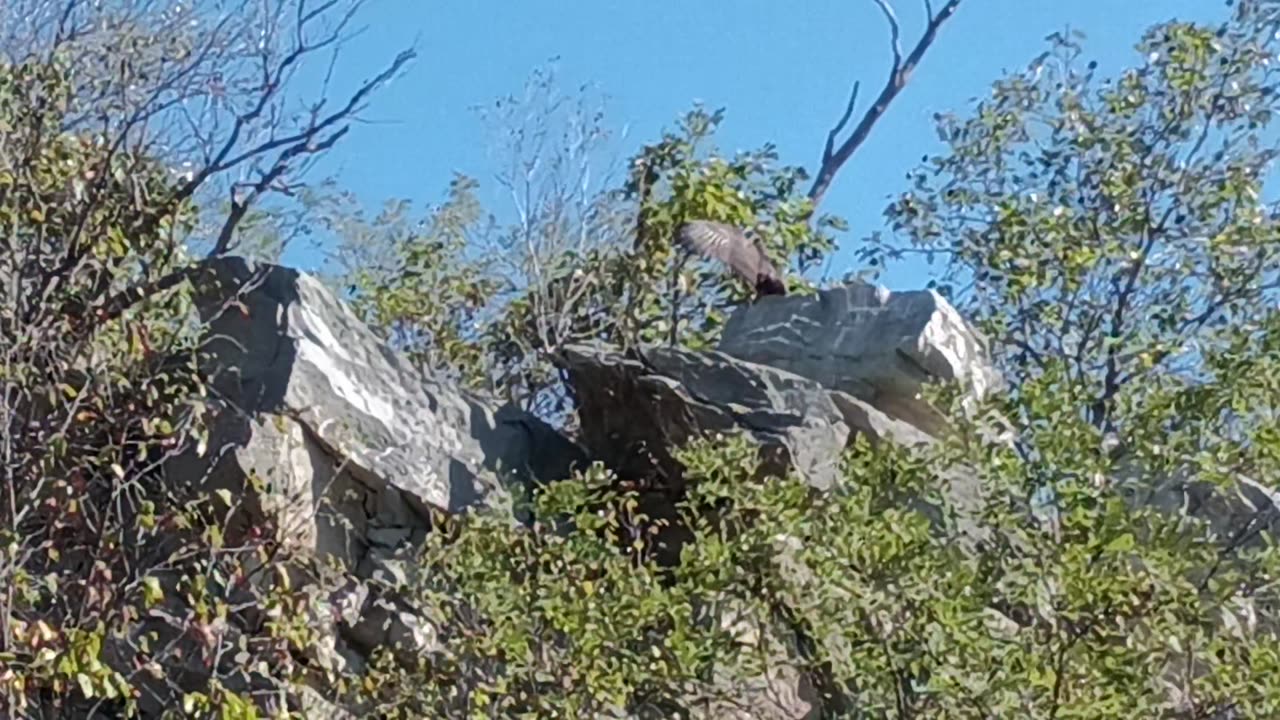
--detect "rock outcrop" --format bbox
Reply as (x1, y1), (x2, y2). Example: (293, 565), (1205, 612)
(156, 261), (1279, 720)
(558, 282), (994, 497)
(158, 264), (999, 719)
(719, 282), (1000, 433)
(558, 342), (854, 492)
(160, 258), (586, 714)
(552, 284), (1000, 720)
(181, 257), (584, 515)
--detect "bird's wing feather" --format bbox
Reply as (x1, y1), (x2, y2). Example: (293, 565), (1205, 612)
(747, 231), (782, 278)
(676, 220), (780, 283)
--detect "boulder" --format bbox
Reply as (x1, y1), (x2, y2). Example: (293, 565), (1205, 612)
(719, 281), (1001, 435)
(160, 257), (586, 713)
(555, 282), (996, 497)
(184, 257), (584, 514)
(558, 342), (852, 492)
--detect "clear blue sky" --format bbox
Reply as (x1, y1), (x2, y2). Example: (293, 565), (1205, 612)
(295, 0), (1223, 290)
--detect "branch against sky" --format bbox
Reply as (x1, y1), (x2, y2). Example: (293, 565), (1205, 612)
(807, 0), (964, 211)
(4, 1), (417, 328)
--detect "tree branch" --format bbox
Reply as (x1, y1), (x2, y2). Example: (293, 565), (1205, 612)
(57, 19), (414, 327)
(208, 126), (350, 257)
(807, 0), (963, 211)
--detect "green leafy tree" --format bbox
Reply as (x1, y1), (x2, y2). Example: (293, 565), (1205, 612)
(333, 175), (502, 388)
(622, 106), (842, 349)
(336, 87), (847, 420)
(333, 66), (632, 417)
(336, 0), (968, 419)
(338, 329), (1280, 717)
(347, 461), (751, 718)
(0, 1), (411, 716)
(875, 4), (1280, 433)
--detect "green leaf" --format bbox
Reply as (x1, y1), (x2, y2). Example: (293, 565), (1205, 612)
(1105, 533), (1135, 553)
(76, 673), (93, 699)
(142, 576), (163, 607)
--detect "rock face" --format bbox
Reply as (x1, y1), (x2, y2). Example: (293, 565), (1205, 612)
(161, 258), (586, 713)
(558, 282), (994, 497)
(153, 259), (1280, 720)
(559, 343), (854, 492)
(159, 263), (996, 719)
(174, 258), (587, 561)
(719, 281), (1000, 434)
(185, 257), (582, 515)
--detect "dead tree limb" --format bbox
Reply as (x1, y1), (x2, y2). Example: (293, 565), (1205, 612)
(205, 46), (416, 257)
(806, 0), (963, 210)
(16, 1), (416, 327)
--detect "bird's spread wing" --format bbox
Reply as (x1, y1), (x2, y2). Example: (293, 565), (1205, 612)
(676, 220), (781, 285)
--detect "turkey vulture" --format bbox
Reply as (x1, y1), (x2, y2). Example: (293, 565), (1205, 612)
(675, 220), (787, 297)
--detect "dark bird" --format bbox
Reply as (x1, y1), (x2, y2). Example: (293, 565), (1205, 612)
(675, 220), (788, 298)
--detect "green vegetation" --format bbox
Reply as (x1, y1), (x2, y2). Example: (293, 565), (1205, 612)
(2, 0), (1279, 717)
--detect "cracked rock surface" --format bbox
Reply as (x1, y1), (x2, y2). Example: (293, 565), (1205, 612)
(557, 282), (998, 495)
(162, 258), (587, 713)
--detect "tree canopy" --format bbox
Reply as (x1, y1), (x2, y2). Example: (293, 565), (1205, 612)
(3, 0), (1280, 718)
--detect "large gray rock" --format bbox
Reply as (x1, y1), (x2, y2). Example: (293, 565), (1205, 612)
(719, 282), (1001, 434)
(161, 257), (587, 714)
(168, 257), (588, 585)
(559, 342), (853, 492)
(1120, 463), (1280, 550)
(556, 282), (996, 496)
(187, 257), (583, 513)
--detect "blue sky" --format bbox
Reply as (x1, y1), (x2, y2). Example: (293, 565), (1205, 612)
(296, 0), (1224, 290)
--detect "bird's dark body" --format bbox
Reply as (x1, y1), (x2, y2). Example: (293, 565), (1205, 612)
(754, 274), (787, 297)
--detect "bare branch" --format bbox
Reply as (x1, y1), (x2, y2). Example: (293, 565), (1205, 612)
(807, 0), (963, 210)
(208, 48), (414, 177)
(874, 0), (905, 66)
(208, 126), (350, 257)
(17, 2), (416, 332)
(823, 81), (860, 164)
(99, 26), (410, 314)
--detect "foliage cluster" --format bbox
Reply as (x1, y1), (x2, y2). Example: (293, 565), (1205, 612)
(2, 0), (1280, 718)
(0, 1), (413, 716)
